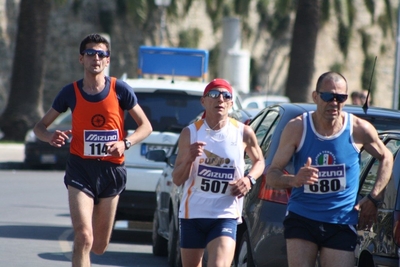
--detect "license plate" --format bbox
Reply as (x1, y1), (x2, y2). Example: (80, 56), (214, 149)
(40, 154), (57, 164)
(141, 144), (172, 156)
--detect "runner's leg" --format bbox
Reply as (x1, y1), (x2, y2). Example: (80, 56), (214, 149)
(91, 195), (119, 254)
(68, 186), (94, 267)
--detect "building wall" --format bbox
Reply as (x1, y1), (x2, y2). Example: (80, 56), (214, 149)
(0, 0), (396, 112)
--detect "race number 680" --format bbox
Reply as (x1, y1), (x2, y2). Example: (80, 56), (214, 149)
(308, 179), (341, 193)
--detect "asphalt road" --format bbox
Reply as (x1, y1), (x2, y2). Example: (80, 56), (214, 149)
(0, 144), (169, 266)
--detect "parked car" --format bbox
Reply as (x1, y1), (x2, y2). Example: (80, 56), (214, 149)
(241, 94), (290, 109)
(235, 103), (400, 267)
(24, 109), (72, 169)
(150, 103), (400, 267)
(229, 108), (262, 125)
(355, 130), (400, 267)
(146, 141), (182, 266)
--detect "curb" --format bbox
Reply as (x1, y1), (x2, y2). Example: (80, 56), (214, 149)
(0, 162), (25, 170)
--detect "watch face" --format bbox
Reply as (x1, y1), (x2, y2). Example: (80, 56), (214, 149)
(125, 139), (131, 149)
(248, 176), (256, 185)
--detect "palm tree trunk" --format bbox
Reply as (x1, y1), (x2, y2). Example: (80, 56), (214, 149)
(286, 0), (319, 103)
(0, 0), (52, 141)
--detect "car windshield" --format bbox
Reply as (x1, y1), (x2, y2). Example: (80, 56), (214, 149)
(125, 92), (204, 133)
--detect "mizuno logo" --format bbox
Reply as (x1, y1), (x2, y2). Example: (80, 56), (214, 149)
(198, 169), (234, 179)
(86, 134), (117, 141)
(318, 170), (343, 177)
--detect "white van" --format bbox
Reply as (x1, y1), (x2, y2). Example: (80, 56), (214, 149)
(116, 46), (242, 222)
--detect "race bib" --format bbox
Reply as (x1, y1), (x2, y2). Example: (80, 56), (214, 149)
(195, 164), (235, 195)
(304, 164), (346, 194)
(83, 130), (119, 157)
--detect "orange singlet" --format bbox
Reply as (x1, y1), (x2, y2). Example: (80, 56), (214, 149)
(70, 77), (125, 164)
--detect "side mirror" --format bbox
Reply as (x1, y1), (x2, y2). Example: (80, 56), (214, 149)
(145, 150), (167, 162)
(168, 154), (177, 167)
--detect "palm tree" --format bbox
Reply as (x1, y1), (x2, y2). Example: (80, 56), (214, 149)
(0, 0), (52, 141)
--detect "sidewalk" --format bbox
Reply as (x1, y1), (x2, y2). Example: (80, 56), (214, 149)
(0, 143), (24, 169)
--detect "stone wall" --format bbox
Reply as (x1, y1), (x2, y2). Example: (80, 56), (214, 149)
(0, 0), (397, 113)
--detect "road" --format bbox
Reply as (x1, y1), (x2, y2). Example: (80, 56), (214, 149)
(0, 169), (169, 267)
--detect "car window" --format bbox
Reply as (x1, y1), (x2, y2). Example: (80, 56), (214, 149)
(125, 92), (204, 133)
(359, 138), (400, 209)
(253, 110), (280, 147)
(249, 110), (266, 131)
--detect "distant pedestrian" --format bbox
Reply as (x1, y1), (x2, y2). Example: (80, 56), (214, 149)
(350, 91), (362, 105)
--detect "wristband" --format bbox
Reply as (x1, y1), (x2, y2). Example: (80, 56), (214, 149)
(367, 193), (381, 208)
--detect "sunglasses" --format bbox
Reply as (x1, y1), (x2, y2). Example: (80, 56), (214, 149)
(205, 90), (233, 100)
(81, 49), (110, 58)
(318, 92), (348, 103)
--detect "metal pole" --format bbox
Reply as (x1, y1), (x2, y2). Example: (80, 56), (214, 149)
(154, 0), (170, 46)
(160, 6), (166, 46)
(392, 3), (400, 109)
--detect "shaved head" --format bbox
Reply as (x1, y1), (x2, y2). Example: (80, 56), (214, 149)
(316, 72), (348, 92)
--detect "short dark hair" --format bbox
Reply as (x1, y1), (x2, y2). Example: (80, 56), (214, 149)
(351, 91), (360, 98)
(79, 33), (110, 55)
(316, 71), (348, 92)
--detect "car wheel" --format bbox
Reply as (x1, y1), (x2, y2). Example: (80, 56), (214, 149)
(236, 230), (254, 267)
(168, 216), (182, 267)
(152, 210), (168, 256)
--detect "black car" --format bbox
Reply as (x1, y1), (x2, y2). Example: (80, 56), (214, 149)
(355, 130), (400, 267)
(24, 110), (72, 169)
(236, 103), (400, 266)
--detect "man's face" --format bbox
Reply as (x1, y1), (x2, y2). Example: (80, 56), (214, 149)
(312, 78), (348, 121)
(79, 43), (110, 74)
(201, 88), (233, 117)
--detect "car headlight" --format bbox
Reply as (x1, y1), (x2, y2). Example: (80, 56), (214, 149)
(25, 129), (37, 142)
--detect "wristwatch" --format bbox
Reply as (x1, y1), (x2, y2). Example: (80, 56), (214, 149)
(123, 139), (132, 150)
(247, 175), (257, 189)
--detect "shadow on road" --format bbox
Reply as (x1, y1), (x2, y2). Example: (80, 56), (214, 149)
(0, 224), (152, 244)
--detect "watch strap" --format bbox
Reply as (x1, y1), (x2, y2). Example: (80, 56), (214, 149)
(367, 193), (381, 208)
(123, 138), (131, 150)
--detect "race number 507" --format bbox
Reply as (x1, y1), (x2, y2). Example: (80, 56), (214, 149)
(201, 179), (229, 194)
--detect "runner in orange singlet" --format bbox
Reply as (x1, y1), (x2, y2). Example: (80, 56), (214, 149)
(34, 33), (152, 266)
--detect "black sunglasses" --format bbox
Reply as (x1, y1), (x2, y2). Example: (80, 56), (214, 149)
(81, 49), (110, 58)
(205, 90), (233, 100)
(318, 92), (348, 103)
